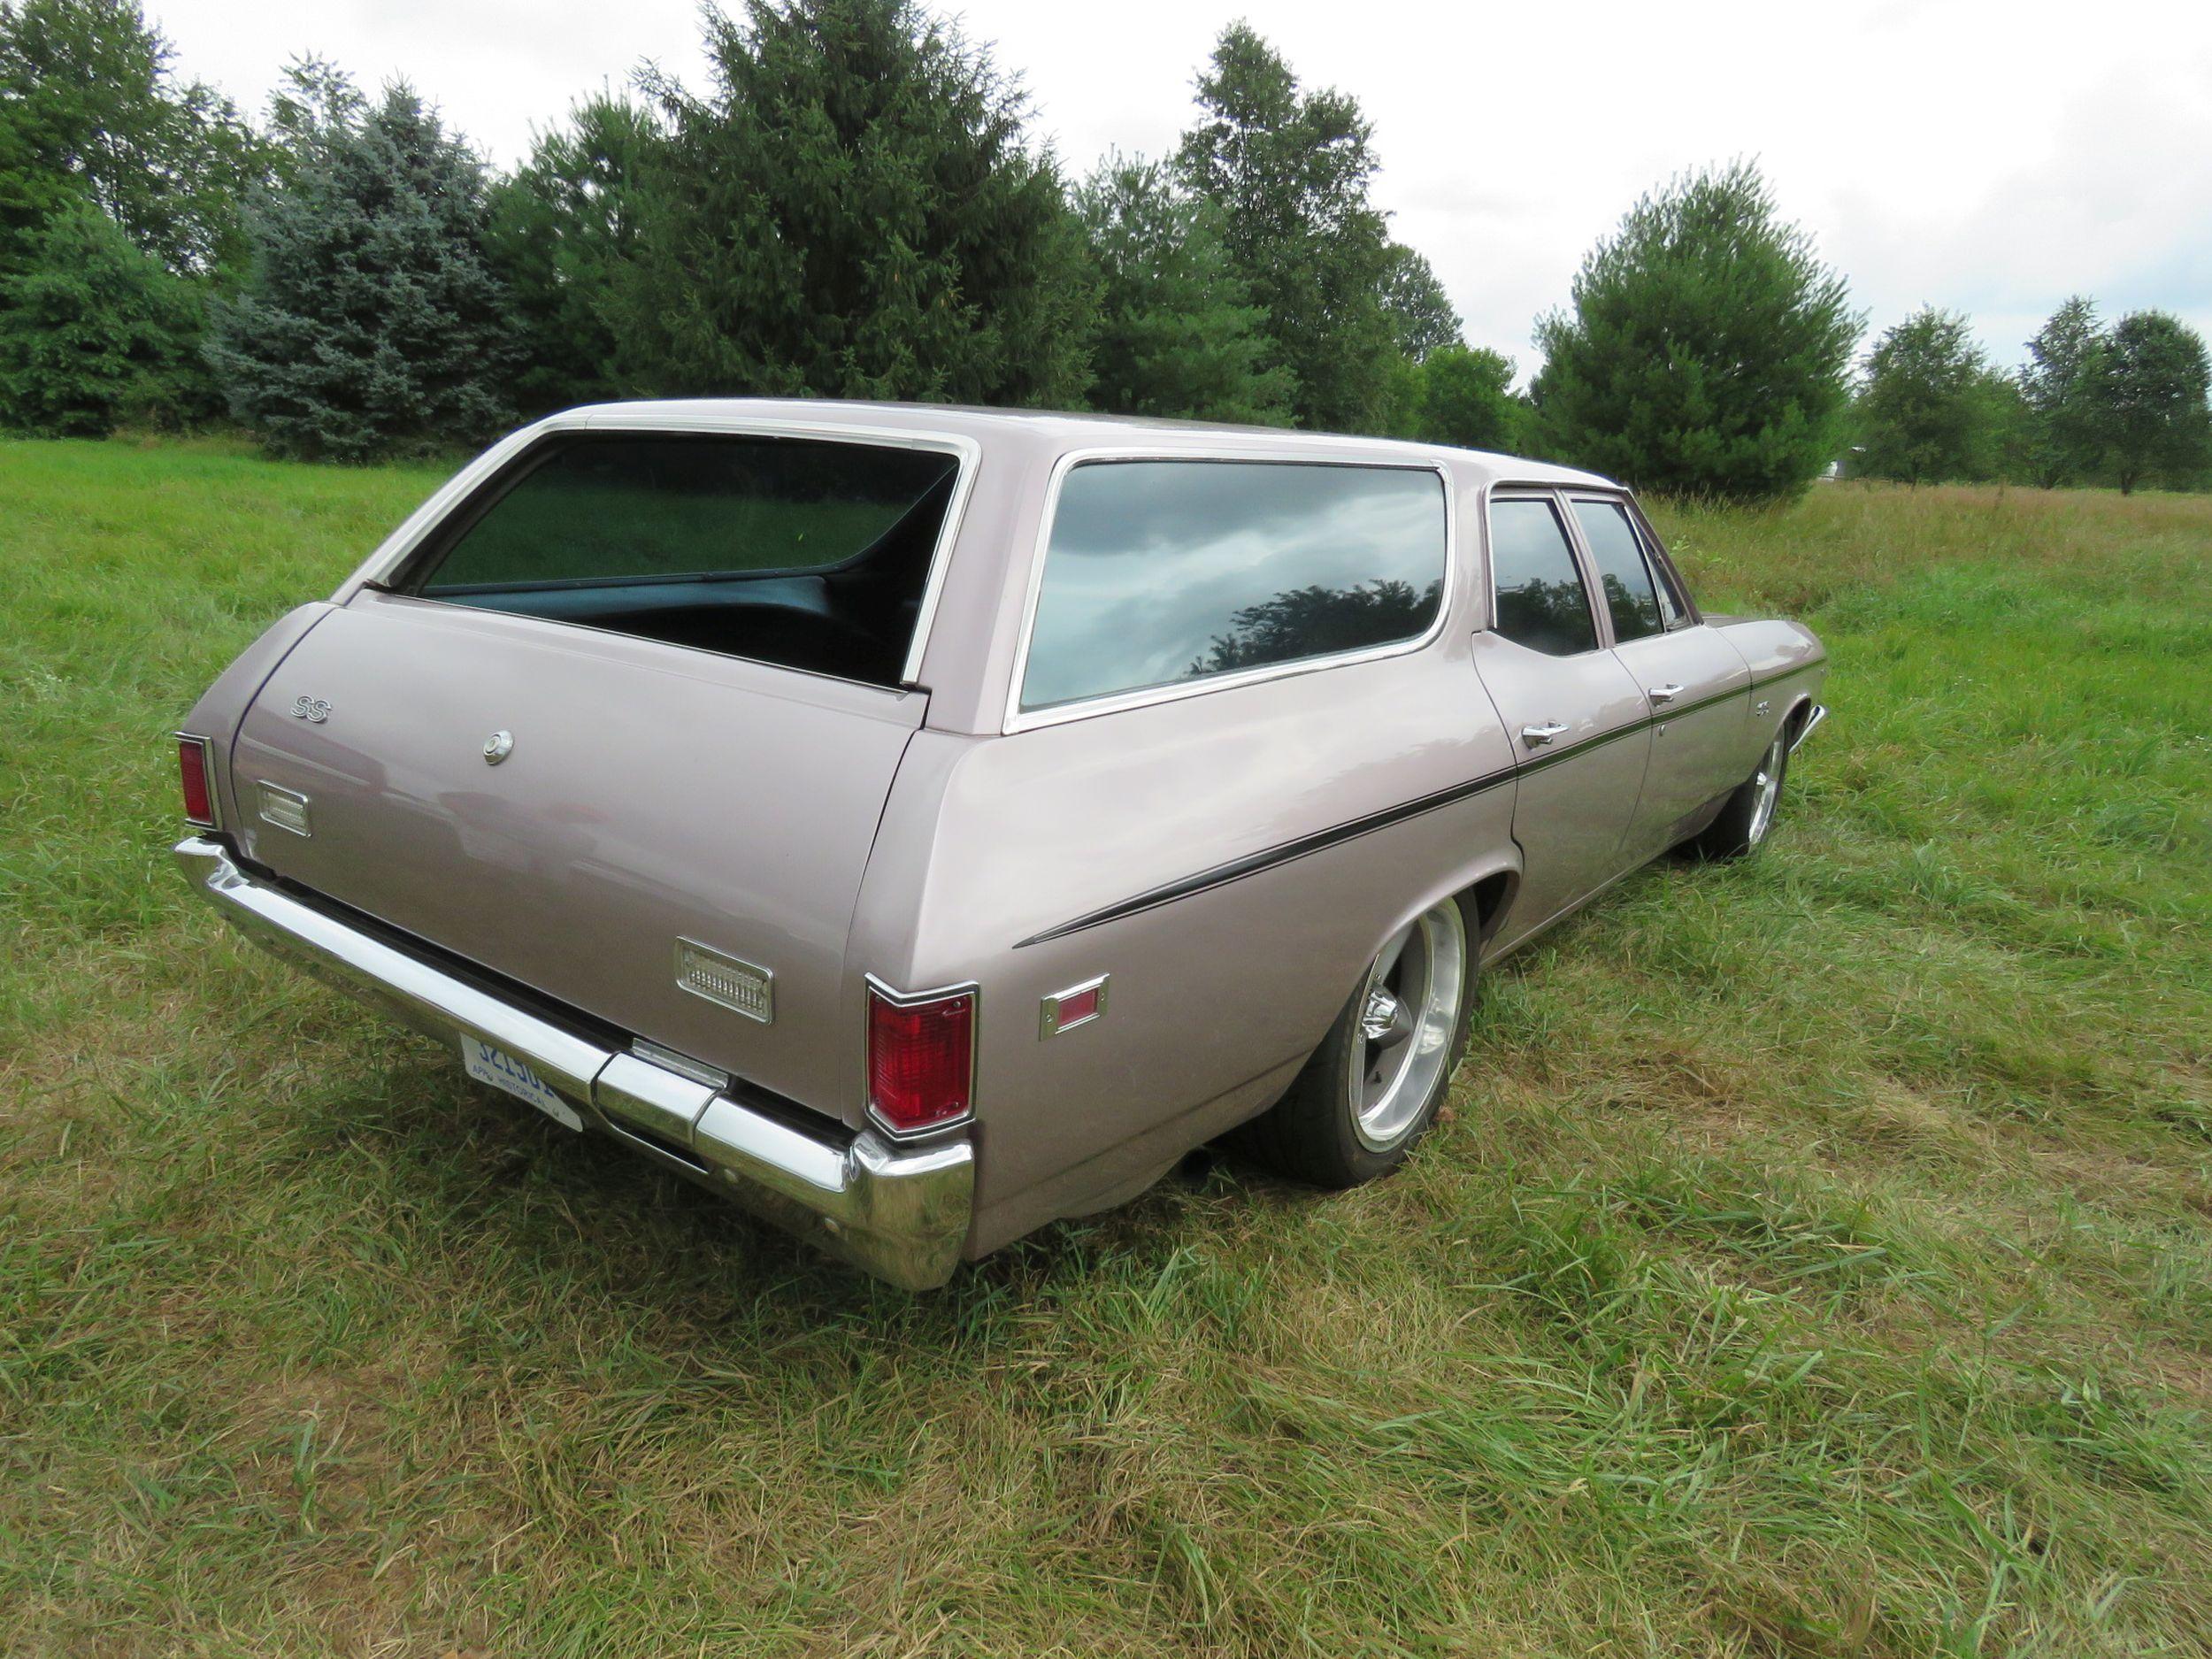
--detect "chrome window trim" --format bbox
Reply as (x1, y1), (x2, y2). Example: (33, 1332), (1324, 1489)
(173, 730), (219, 831)
(862, 972), (983, 1142)
(1562, 491), (1671, 648)
(1002, 449), (1459, 735)
(1479, 487), (1609, 658)
(348, 412), (982, 693)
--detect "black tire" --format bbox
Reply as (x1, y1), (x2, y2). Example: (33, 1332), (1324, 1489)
(1692, 729), (1790, 861)
(1237, 895), (1479, 1188)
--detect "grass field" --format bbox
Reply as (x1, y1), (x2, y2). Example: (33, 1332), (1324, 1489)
(4, 436), (2210, 1657)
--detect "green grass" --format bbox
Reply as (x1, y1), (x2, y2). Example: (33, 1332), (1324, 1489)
(4, 437), (2209, 1657)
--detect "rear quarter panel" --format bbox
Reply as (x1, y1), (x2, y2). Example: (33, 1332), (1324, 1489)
(853, 635), (1520, 1256)
(1711, 617), (1829, 763)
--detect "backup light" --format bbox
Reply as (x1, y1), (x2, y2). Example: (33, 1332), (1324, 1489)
(865, 981), (975, 1137)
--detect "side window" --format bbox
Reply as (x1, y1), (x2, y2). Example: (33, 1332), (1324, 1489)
(1487, 497), (1597, 656)
(1018, 460), (1448, 713)
(1571, 498), (1665, 643)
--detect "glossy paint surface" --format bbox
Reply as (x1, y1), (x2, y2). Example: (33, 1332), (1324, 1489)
(183, 400), (1827, 1265)
(227, 592), (923, 1120)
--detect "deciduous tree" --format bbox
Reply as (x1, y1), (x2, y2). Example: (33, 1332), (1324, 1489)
(1176, 24), (1399, 431)
(2018, 295), (2106, 488)
(2093, 310), (2211, 494)
(1530, 161), (1857, 502)
(0, 197), (201, 434)
(1857, 307), (1993, 485)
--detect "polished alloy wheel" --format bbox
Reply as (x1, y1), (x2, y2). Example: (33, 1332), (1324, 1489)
(1747, 734), (1786, 846)
(1348, 898), (1468, 1152)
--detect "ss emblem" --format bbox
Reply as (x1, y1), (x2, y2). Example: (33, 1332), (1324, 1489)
(289, 695), (332, 724)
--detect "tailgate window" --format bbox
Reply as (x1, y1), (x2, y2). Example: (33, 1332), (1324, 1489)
(401, 434), (962, 687)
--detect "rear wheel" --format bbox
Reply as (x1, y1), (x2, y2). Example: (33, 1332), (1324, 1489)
(1693, 730), (1789, 860)
(1239, 895), (1476, 1187)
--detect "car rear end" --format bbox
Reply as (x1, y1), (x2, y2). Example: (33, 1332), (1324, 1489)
(172, 409), (988, 1287)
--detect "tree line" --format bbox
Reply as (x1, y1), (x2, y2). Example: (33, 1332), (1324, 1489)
(3, 0), (2208, 501)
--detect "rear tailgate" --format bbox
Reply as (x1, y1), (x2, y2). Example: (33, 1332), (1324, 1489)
(228, 591), (922, 1125)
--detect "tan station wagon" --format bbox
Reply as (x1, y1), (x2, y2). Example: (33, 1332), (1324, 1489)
(173, 401), (1826, 1288)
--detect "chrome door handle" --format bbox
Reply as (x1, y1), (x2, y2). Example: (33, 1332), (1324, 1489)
(1520, 721), (1570, 748)
(1647, 684), (1684, 705)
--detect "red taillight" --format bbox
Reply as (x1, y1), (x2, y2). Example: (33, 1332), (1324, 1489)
(865, 983), (975, 1136)
(177, 734), (214, 826)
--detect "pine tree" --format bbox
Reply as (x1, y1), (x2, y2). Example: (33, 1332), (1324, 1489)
(486, 96), (660, 418)
(1379, 244), (1462, 362)
(1531, 161), (1857, 501)
(610, 0), (1094, 407)
(0, 197), (201, 434)
(206, 70), (519, 461)
(1075, 154), (1288, 424)
(1857, 307), (1993, 485)
(1176, 25), (1400, 433)
(2093, 311), (2211, 494)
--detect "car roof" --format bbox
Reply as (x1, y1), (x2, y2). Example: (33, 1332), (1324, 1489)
(561, 397), (1622, 492)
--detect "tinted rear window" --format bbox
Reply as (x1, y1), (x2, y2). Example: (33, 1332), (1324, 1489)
(405, 434), (960, 687)
(1019, 460), (1448, 713)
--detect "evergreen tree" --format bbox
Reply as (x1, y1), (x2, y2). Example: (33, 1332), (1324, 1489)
(1074, 153), (1288, 424)
(1176, 24), (1399, 431)
(2092, 311), (2211, 494)
(0, 197), (200, 433)
(611, 0), (1094, 406)
(206, 70), (519, 461)
(0, 0), (263, 277)
(1530, 161), (1857, 502)
(2018, 296), (2106, 488)
(486, 95), (660, 417)
(1857, 307), (1993, 485)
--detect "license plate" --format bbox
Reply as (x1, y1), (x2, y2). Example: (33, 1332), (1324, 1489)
(462, 1036), (584, 1132)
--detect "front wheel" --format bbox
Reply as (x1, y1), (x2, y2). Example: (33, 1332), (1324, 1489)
(1237, 895), (1477, 1187)
(1692, 731), (1789, 860)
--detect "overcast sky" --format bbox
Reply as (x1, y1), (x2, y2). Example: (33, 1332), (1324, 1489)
(147, 0), (2212, 379)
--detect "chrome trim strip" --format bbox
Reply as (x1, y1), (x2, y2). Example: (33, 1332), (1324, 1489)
(173, 837), (972, 1290)
(1790, 703), (1828, 752)
(1001, 449), (1460, 735)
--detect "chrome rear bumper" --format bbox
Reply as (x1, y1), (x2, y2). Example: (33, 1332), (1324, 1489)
(173, 836), (972, 1290)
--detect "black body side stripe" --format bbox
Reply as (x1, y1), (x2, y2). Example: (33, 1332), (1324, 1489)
(1016, 657), (1826, 948)
(1014, 765), (1517, 948)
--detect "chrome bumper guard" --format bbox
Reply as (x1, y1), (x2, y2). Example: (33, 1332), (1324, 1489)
(1790, 703), (1827, 752)
(173, 837), (972, 1290)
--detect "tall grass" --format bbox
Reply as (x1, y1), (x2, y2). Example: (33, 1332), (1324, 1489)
(3, 441), (2208, 1656)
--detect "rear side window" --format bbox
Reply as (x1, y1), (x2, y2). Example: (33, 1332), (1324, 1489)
(405, 434), (961, 687)
(1488, 498), (1597, 656)
(1571, 498), (1665, 643)
(1018, 460), (1448, 713)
